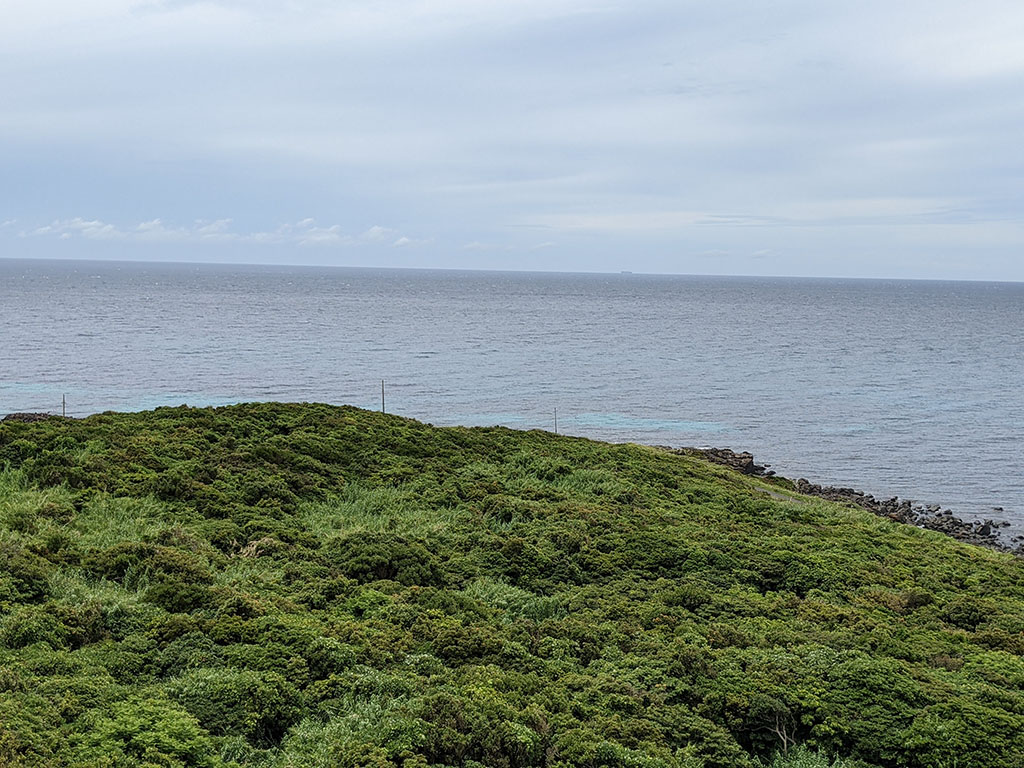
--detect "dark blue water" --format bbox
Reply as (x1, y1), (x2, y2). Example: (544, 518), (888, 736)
(2, 258), (1022, 529)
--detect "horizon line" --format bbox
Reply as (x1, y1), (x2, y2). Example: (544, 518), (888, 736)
(1, 254), (1022, 286)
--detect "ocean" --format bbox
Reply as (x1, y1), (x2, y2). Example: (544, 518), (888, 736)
(2, 257), (1022, 530)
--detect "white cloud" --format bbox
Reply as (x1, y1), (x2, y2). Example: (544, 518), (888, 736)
(0, 0), (606, 57)
(392, 236), (431, 247)
(135, 219), (190, 241)
(359, 225), (394, 242)
(295, 224), (345, 246)
(879, 2), (1024, 82)
(30, 218), (125, 240)
(196, 218), (234, 237)
(21, 217), (421, 248)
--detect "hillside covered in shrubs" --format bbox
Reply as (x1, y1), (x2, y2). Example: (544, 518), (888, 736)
(1, 402), (1022, 767)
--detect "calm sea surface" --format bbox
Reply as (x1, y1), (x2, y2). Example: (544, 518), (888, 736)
(2, 258), (1022, 530)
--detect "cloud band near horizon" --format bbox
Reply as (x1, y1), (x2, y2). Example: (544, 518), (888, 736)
(2, 0), (1024, 280)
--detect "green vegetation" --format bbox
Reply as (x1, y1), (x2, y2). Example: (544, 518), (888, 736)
(1, 402), (1022, 768)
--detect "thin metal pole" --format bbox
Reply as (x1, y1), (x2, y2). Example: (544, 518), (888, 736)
(62, 394), (66, 418)
(554, 407), (557, 434)
(381, 380), (386, 414)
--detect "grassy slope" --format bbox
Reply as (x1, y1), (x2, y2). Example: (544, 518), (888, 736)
(0, 402), (1022, 768)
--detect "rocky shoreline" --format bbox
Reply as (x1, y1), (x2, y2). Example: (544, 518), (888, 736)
(675, 447), (1023, 557)
(1, 412), (60, 423)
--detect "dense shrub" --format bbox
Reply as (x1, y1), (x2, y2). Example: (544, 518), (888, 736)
(82, 542), (213, 587)
(325, 532), (444, 586)
(1, 403), (1023, 767)
(68, 695), (221, 767)
(168, 668), (303, 746)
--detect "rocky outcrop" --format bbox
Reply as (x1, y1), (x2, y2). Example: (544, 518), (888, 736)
(673, 447), (776, 477)
(790, 477), (1020, 555)
(1, 412), (56, 423)
(673, 446), (1022, 557)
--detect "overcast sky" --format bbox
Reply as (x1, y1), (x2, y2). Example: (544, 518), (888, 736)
(2, 0), (1023, 279)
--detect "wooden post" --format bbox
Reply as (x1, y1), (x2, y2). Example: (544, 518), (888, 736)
(381, 380), (386, 414)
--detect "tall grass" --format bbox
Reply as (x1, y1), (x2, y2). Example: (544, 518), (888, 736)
(48, 566), (142, 604)
(0, 468), (74, 536)
(298, 483), (463, 537)
(462, 577), (565, 621)
(0, 466), (28, 499)
(213, 558), (284, 590)
(71, 496), (173, 550)
(552, 468), (624, 498)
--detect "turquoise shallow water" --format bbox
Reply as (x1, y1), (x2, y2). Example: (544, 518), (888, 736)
(2, 258), (1022, 529)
